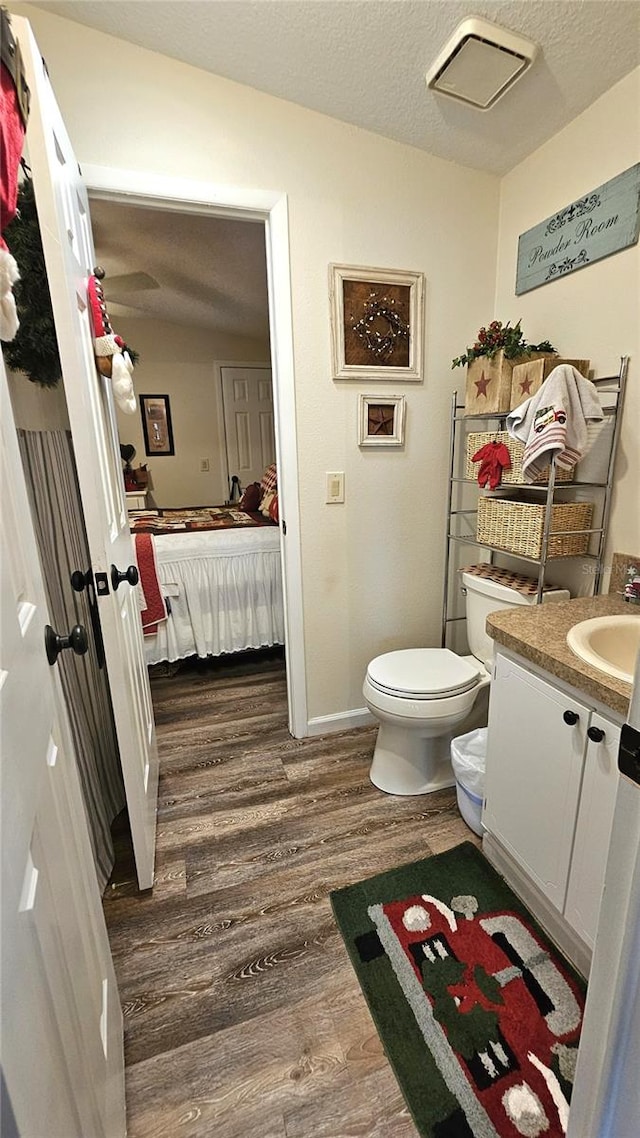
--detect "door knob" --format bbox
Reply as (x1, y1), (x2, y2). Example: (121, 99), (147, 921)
(110, 563), (139, 591)
(587, 725), (606, 743)
(563, 710), (580, 725)
(70, 568), (91, 592)
(45, 623), (89, 665)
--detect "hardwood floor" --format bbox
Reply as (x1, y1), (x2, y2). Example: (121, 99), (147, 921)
(103, 654), (479, 1137)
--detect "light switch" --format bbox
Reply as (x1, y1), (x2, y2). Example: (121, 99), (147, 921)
(199, 458), (210, 472)
(326, 471), (345, 503)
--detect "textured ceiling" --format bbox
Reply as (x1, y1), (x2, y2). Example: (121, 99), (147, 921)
(89, 199), (269, 339)
(32, 0), (640, 175)
(33, 0), (638, 338)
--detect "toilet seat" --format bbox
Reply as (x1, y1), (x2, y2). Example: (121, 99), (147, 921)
(366, 648), (482, 701)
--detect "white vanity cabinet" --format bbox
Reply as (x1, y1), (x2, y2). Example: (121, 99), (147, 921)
(483, 651), (622, 966)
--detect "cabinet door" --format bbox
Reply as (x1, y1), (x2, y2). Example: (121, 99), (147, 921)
(564, 714), (621, 948)
(483, 654), (588, 910)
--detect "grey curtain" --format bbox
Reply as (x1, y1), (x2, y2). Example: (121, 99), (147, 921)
(18, 429), (125, 892)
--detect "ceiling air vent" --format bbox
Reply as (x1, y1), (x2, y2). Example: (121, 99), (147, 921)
(425, 17), (539, 110)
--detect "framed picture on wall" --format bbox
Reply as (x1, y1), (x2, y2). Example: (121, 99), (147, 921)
(358, 393), (406, 448)
(329, 264), (425, 381)
(140, 394), (175, 456)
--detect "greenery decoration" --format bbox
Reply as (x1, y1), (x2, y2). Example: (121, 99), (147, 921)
(2, 177), (62, 387)
(2, 178), (140, 384)
(452, 319), (556, 370)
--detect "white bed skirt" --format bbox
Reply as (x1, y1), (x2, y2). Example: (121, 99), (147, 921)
(143, 527), (284, 665)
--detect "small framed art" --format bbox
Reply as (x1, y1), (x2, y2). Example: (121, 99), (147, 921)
(140, 394), (174, 456)
(358, 394), (406, 448)
(329, 263), (424, 381)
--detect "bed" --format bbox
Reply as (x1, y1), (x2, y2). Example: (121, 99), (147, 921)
(131, 506), (284, 665)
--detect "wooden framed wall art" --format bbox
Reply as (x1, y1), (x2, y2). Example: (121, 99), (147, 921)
(329, 264), (424, 381)
(358, 394), (406, 448)
(140, 394), (175, 456)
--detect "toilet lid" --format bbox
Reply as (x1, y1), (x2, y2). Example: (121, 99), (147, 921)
(367, 649), (481, 699)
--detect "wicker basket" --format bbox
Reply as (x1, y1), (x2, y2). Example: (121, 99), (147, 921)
(476, 496), (593, 558)
(465, 430), (574, 485)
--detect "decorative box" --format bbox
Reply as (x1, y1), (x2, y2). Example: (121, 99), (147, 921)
(510, 357), (591, 410)
(464, 351), (556, 416)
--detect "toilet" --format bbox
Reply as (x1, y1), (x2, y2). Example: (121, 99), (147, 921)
(363, 567), (569, 796)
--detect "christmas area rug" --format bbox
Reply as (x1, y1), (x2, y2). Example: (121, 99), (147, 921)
(330, 842), (586, 1138)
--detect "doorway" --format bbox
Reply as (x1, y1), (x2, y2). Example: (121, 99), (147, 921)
(84, 168), (306, 737)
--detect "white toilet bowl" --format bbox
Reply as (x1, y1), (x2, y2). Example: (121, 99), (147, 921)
(363, 565), (571, 797)
(363, 648), (490, 795)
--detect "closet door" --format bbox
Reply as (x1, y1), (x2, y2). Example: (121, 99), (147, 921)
(15, 15), (159, 889)
(221, 365), (275, 489)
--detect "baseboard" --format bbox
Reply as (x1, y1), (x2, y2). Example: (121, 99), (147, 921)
(482, 831), (592, 979)
(306, 707), (375, 737)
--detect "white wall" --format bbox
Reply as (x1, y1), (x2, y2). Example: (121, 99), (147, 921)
(114, 317), (268, 508)
(14, 3), (500, 721)
(495, 69), (640, 588)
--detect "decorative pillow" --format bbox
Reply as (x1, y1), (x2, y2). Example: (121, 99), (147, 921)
(239, 482), (262, 512)
(261, 463), (277, 496)
(260, 491), (276, 519)
(268, 493), (279, 524)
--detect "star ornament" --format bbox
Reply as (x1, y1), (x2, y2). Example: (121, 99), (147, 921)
(519, 375), (534, 395)
(474, 370), (492, 397)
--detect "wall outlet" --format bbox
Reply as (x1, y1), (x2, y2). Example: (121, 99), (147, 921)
(326, 471), (345, 503)
(199, 458), (210, 472)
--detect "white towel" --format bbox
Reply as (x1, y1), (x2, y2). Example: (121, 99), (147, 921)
(506, 364), (603, 483)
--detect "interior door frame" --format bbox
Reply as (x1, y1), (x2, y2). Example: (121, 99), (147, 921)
(83, 165), (307, 738)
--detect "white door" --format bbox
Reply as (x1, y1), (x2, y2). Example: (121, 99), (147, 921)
(0, 356), (125, 1137)
(221, 365), (275, 491)
(15, 16), (158, 888)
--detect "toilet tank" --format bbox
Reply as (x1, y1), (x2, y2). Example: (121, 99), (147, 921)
(461, 570), (570, 669)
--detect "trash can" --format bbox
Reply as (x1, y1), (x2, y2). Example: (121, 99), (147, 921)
(450, 728), (487, 837)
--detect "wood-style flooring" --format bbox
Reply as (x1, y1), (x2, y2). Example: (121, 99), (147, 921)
(103, 652), (479, 1138)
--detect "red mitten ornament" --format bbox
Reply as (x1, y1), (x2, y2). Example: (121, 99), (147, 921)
(87, 271), (136, 414)
(471, 441), (512, 490)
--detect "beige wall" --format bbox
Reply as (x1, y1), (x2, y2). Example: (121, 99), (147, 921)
(114, 317), (268, 508)
(15, 3), (501, 721)
(7, 367), (70, 431)
(495, 68), (640, 588)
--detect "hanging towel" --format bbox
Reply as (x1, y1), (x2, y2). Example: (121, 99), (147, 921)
(506, 364), (603, 484)
(134, 533), (168, 635)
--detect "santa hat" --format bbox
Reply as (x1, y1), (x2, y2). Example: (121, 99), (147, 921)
(87, 271), (136, 414)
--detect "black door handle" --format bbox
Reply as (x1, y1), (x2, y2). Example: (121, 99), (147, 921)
(45, 623), (89, 665)
(587, 725), (606, 743)
(563, 710), (580, 725)
(110, 563), (139, 591)
(70, 568), (91, 593)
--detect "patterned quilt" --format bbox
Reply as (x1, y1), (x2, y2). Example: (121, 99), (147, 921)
(129, 506), (274, 534)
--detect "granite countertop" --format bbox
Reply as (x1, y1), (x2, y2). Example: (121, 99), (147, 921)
(487, 594), (636, 716)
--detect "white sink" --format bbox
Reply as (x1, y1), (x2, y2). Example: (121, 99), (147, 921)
(567, 613), (640, 684)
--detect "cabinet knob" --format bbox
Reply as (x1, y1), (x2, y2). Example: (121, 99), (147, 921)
(563, 710), (580, 725)
(587, 725), (606, 743)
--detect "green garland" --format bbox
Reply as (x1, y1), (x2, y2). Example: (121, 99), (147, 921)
(2, 177), (62, 387)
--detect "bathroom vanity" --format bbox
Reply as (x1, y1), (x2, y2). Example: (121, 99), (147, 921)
(481, 594), (634, 977)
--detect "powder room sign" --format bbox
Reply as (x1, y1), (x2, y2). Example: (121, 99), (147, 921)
(516, 163), (640, 295)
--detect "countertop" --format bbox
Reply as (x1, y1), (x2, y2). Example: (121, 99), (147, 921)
(487, 594), (636, 717)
